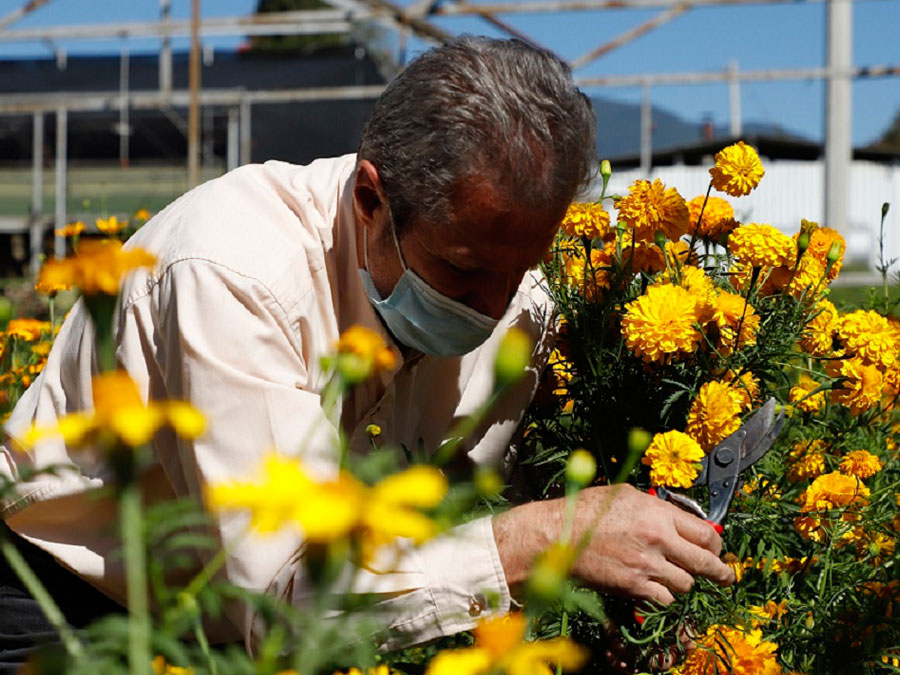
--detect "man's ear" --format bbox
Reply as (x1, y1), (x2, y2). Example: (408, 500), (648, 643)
(353, 160), (388, 229)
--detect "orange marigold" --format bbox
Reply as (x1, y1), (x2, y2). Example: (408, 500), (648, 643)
(686, 195), (739, 239)
(621, 284), (704, 363)
(711, 291), (759, 355)
(728, 223), (795, 268)
(672, 623), (782, 675)
(560, 202), (610, 239)
(799, 299), (838, 357)
(615, 179), (690, 243)
(835, 310), (898, 370)
(826, 356), (883, 415)
(685, 380), (743, 451)
(708, 141), (766, 197)
(839, 449), (883, 479)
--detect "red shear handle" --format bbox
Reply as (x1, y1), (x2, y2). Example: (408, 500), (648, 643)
(648, 488), (724, 534)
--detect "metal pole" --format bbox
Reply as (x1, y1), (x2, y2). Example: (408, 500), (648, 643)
(640, 82), (652, 176)
(54, 107), (66, 259)
(119, 44), (130, 167)
(187, 0), (201, 188)
(160, 0), (172, 99)
(728, 59), (742, 138)
(825, 0), (852, 233)
(30, 111), (44, 276)
(227, 106), (239, 171)
(239, 95), (251, 165)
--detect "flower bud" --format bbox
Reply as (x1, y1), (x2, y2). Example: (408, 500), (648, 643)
(495, 328), (532, 389)
(475, 467), (503, 498)
(826, 241), (842, 263)
(653, 230), (667, 249)
(797, 231), (810, 256)
(600, 159), (612, 181)
(566, 449), (596, 488)
(365, 423), (381, 438)
(883, 202), (890, 218)
(628, 427), (652, 455)
(0, 297), (12, 329)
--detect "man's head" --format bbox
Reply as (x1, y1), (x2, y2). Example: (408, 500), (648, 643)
(353, 36), (595, 354)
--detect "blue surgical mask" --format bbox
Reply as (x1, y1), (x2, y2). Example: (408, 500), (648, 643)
(358, 220), (499, 358)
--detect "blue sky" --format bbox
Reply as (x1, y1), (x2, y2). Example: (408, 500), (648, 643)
(1, 0), (898, 146)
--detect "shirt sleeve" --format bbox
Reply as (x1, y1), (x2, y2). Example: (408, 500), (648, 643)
(127, 258), (511, 651)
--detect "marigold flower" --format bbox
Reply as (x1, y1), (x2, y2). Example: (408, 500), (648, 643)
(615, 178), (690, 243)
(686, 195), (739, 239)
(5, 318), (51, 342)
(826, 357), (883, 415)
(685, 381), (743, 452)
(152, 655), (192, 675)
(785, 255), (827, 300)
(708, 141), (765, 197)
(641, 430), (704, 488)
(711, 291), (759, 355)
(24, 370), (205, 449)
(671, 623), (782, 675)
(800, 471), (870, 513)
(334, 325), (397, 382)
(36, 239), (156, 296)
(615, 234), (665, 274)
(787, 440), (827, 483)
(802, 226), (845, 281)
(723, 370), (759, 411)
(206, 455), (447, 556)
(133, 208), (152, 222)
(560, 202), (610, 239)
(728, 223), (795, 268)
(835, 310), (898, 370)
(839, 449), (883, 479)
(560, 244), (611, 301)
(621, 284), (704, 363)
(789, 374), (826, 414)
(55, 221), (86, 238)
(96, 215), (128, 234)
(425, 613), (588, 675)
(749, 600), (788, 625)
(799, 299), (838, 357)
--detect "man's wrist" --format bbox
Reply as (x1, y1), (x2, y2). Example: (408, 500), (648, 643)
(491, 500), (558, 592)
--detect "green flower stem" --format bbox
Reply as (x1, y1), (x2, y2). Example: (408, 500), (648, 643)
(431, 390), (502, 468)
(686, 181), (713, 256)
(120, 482), (151, 675)
(48, 295), (56, 333)
(556, 610), (569, 675)
(0, 535), (85, 660)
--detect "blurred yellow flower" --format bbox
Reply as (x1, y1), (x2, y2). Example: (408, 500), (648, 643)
(560, 202), (609, 239)
(333, 325), (398, 383)
(672, 623), (781, 675)
(749, 600), (788, 625)
(728, 223), (795, 268)
(24, 370), (205, 449)
(641, 429), (704, 488)
(615, 178), (690, 243)
(5, 318), (51, 342)
(826, 357), (883, 415)
(685, 381), (743, 452)
(621, 284), (704, 363)
(133, 208), (152, 222)
(686, 195), (739, 239)
(708, 141), (765, 197)
(152, 655), (192, 675)
(96, 215), (128, 234)
(36, 239), (156, 296)
(789, 374), (826, 414)
(55, 221), (86, 238)
(425, 613), (587, 675)
(839, 449), (883, 479)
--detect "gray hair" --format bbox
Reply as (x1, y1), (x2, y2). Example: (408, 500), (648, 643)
(358, 36), (596, 235)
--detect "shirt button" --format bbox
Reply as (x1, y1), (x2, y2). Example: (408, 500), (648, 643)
(468, 594), (486, 617)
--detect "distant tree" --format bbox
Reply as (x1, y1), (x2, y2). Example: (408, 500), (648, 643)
(870, 109), (900, 150)
(250, 0), (347, 54)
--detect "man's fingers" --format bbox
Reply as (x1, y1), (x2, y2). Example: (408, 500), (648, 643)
(665, 537), (736, 587)
(671, 506), (723, 555)
(637, 580), (676, 607)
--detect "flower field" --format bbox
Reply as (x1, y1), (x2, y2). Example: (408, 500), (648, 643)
(0, 142), (898, 674)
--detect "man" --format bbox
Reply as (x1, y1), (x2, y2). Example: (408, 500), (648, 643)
(0, 36), (733, 661)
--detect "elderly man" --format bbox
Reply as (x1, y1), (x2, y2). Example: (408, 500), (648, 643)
(0, 36), (733, 664)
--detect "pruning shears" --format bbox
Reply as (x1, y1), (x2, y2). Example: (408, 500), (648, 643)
(649, 397), (785, 533)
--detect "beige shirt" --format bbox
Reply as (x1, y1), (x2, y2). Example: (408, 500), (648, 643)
(1, 155), (554, 650)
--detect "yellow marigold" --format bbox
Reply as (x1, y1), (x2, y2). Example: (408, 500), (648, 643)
(728, 223), (795, 268)
(672, 623), (782, 675)
(548, 348), (573, 397)
(802, 226), (845, 281)
(560, 202), (610, 239)
(722, 552), (753, 583)
(96, 215), (128, 234)
(794, 514), (825, 542)
(616, 233), (665, 274)
(34, 260), (72, 294)
(785, 255), (827, 300)
(641, 430), (704, 488)
(799, 299), (838, 357)
(133, 208), (152, 222)
(839, 449), (883, 479)
(749, 600), (788, 625)
(826, 357), (883, 415)
(615, 178), (690, 243)
(711, 291), (759, 355)
(686, 195), (739, 239)
(23, 370), (205, 449)
(36, 239), (156, 296)
(55, 221), (86, 238)
(152, 655), (192, 675)
(708, 141), (765, 197)
(334, 325), (397, 382)
(800, 471), (870, 512)
(685, 381), (743, 452)
(789, 374), (826, 414)
(561, 244), (611, 301)
(835, 310), (898, 370)
(5, 318), (51, 342)
(621, 284), (704, 363)
(787, 440), (827, 483)
(721, 371), (758, 413)
(425, 612), (588, 675)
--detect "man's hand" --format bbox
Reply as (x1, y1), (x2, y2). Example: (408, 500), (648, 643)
(492, 484), (735, 604)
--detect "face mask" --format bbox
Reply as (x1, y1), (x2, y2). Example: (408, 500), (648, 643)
(358, 219), (499, 358)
